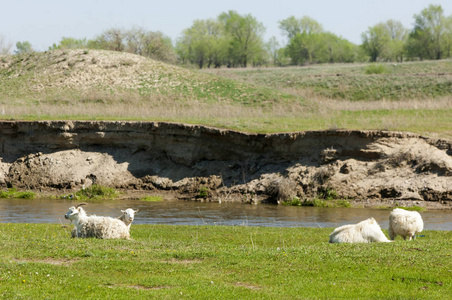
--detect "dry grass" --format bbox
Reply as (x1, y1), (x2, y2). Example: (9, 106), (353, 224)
(1, 50), (452, 139)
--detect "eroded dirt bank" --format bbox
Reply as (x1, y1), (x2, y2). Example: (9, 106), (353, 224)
(1, 121), (451, 209)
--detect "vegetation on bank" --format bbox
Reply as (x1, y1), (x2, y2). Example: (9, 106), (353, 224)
(0, 223), (450, 299)
(0, 188), (35, 199)
(72, 185), (119, 201)
(205, 59), (452, 101)
(1, 49), (451, 139)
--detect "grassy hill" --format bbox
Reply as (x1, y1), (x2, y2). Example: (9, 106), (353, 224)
(0, 49), (294, 106)
(1, 50), (451, 138)
(204, 60), (452, 101)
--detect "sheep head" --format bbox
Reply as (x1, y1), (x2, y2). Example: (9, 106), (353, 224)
(120, 208), (139, 225)
(64, 203), (88, 220)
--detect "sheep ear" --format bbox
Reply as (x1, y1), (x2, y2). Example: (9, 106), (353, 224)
(134, 209), (139, 213)
(121, 210), (125, 213)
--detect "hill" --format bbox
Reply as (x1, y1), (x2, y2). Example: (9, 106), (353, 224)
(0, 49), (292, 106)
(1, 50), (452, 138)
(204, 60), (452, 101)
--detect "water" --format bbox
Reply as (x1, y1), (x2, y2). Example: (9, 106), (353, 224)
(0, 198), (451, 230)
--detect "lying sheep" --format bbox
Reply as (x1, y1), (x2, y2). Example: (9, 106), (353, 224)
(117, 208), (139, 230)
(65, 203), (130, 239)
(329, 218), (391, 243)
(388, 208), (423, 241)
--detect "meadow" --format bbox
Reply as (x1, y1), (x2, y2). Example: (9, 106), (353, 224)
(1, 51), (452, 299)
(0, 223), (451, 299)
(1, 50), (451, 139)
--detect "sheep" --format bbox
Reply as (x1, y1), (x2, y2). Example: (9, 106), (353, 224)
(388, 208), (423, 241)
(329, 217), (391, 243)
(117, 208), (139, 230)
(65, 203), (130, 239)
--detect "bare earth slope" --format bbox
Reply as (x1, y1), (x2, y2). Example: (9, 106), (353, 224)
(0, 121), (451, 209)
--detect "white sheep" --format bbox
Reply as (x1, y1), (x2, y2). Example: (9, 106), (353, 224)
(329, 217), (391, 243)
(65, 203), (130, 239)
(388, 208), (423, 241)
(117, 208), (139, 230)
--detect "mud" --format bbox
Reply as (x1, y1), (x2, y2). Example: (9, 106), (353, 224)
(1, 121), (451, 209)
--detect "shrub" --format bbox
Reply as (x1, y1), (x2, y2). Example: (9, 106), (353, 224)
(318, 188), (339, 200)
(0, 188), (36, 199)
(282, 196), (302, 206)
(397, 206), (425, 212)
(197, 186), (210, 199)
(266, 176), (298, 203)
(364, 64), (388, 74)
(139, 196), (163, 202)
(74, 184), (118, 200)
(335, 199), (351, 207)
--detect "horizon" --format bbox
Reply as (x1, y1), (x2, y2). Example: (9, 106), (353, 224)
(1, 0), (452, 52)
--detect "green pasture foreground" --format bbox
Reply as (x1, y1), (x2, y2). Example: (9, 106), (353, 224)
(0, 224), (450, 299)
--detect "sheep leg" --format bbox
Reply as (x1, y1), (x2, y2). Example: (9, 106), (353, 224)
(388, 227), (396, 240)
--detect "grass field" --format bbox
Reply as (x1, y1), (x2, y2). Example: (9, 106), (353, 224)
(1, 50), (451, 139)
(0, 223), (450, 299)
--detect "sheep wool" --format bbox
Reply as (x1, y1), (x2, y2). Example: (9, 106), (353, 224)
(65, 204), (130, 239)
(388, 208), (423, 241)
(329, 218), (391, 243)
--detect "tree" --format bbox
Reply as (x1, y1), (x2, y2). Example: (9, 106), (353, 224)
(382, 20), (408, 62)
(443, 16), (452, 57)
(88, 27), (176, 63)
(280, 16), (350, 65)
(49, 37), (87, 50)
(218, 10), (266, 67)
(361, 24), (390, 61)
(176, 19), (226, 68)
(278, 16), (303, 40)
(266, 36), (287, 66)
(15, 41), (34, 54)
(125, 28), (176, 63)
(0, 34), (13, 55)
(89, 28), (125, 52)
(279, 16), (323, 41)
(408, 4), (448, 60)
(286, 31), (357, 65)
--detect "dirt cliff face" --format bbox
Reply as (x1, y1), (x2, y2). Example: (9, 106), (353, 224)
(0, 121), (451, 208)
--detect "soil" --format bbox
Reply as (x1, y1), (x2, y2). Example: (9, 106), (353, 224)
(1, 120), (451, 210)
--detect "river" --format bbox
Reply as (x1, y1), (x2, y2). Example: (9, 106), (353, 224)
(0, 198), (450, 230)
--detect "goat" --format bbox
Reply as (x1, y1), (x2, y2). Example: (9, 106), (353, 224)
(65, 203), (130, 239)
(388, 208), (423, 241)
(329, 218), (391, 243)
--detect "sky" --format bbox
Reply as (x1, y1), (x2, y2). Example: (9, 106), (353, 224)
(1, 0), (452, 52)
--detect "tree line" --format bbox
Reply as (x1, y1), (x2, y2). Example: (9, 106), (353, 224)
(2, 4), (452, 67)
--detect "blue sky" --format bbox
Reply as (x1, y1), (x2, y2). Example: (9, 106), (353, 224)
(1, 0), (451, 51)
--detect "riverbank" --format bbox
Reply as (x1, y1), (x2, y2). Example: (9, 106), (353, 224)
(1, 121), (452, 210)
(0, 223), (450, 298)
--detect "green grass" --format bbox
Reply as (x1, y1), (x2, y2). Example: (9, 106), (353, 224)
(1, 50), (452, 139)
(285, 198), (351, 208)
(206, 60), (452, 101)
(0, 223), (450, 299)
(364, 64), (389, 74)
(0, 50), (297, 108)
(72, 185), (119, 201)
(139, 196), (163, 202)
(0, 188), (36, 199)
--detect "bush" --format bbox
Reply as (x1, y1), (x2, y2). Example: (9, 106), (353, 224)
(266, 176), (298, 203)
(364, 64), (389, 74)
(196, 187), (210, 199)
(74, 185), (118, 200)
(0, 188), (36, 199)
(139, 196), (163, 202)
